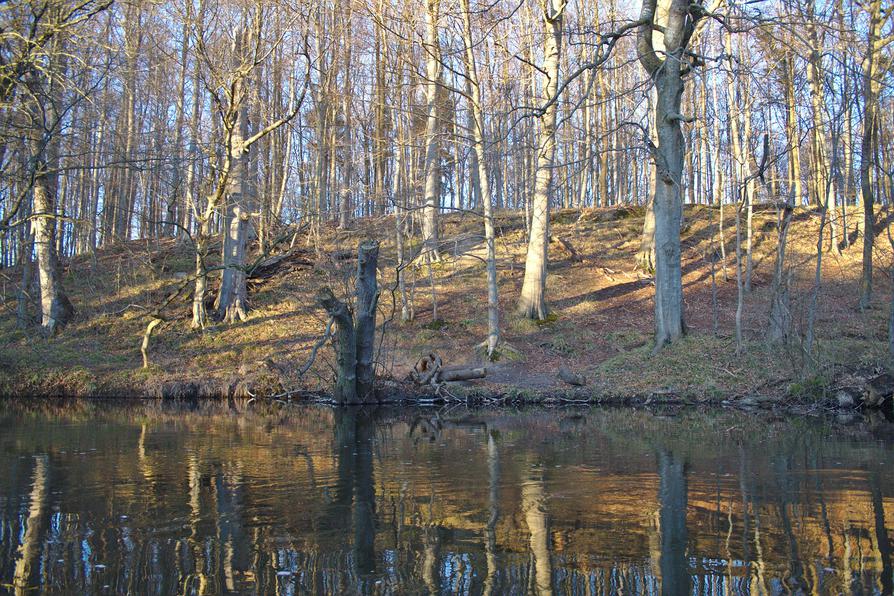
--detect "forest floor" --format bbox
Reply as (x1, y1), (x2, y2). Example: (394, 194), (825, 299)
(1, 205), (892, 409)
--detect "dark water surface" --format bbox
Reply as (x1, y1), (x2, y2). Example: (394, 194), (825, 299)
(1, 401), (893, 595)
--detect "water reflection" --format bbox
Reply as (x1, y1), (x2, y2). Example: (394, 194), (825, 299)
(1, 402), (893, 594)
(657, 450), (688, 596)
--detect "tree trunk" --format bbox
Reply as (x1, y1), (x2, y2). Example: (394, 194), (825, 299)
(636, 88), (658, 272)
(216, 30), (257, 324)
(517, 0), (564, 320)
(318, 287), (358, 404)
(16, 231), (34, 329)
(318, 241), (381, 404)
(768, 202), (795, 342)
(637, 0), (698, 349)
(27, 69), (73, 336)
(393, 106), (413, 322)
(638, 196), (656, 273)
(462, 0), (500, 356)
(651, 66), (687, 348)
(859, 0), (882, 310)
(191, 219), (211, 329)
(888, 227), (894, 363)
(355, 241), (379, 400)
(420, 0), (442, 261)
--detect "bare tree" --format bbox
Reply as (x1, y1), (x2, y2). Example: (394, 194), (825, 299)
(858, 0), (891, 310)
(190, 1), (306, 327)
(420, 0), (443, 262)
(636, 0), (703, 349)
(461, 0), (500, 357)
(517, 0), (566, 321)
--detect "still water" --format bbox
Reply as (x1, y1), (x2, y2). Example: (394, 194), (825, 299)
(1, 401), (892, 595)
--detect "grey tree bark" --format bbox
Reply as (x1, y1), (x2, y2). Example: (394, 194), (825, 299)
(27, 64), (73, 335)
(191, 11), (306, 328)
(859, 0), (884, 310)
(318, 286), (358, 404)
(636, 88), (658, 273)
(461, 0), (501, 357)
(317, 241), (380, 404)
(420, 0), (442, 262)
(355, 241), (380, 400)
(768, 202), (795, 343)
(215, 27), (256, 324)
(636, 0), (702, 349)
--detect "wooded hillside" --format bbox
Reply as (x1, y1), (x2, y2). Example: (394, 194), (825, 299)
(0, 0), (892, 402)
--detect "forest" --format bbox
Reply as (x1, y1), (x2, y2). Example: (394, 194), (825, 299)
(0, 0), (893, 406)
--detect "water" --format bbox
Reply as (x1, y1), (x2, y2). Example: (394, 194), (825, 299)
(1, 401), (892, 595)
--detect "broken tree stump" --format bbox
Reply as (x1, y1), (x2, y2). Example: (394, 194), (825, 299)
(355, 241), (380, 400)
(412, 353), (443, 385)
(865, 373), (894, 409)
(315, 240), (381, 404)
(317, 286), (358, 404)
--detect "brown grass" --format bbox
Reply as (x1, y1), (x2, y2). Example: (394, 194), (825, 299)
(1, 205), (891, 401)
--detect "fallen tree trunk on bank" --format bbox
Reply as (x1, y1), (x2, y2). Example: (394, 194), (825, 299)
(411, 353), (487, 387)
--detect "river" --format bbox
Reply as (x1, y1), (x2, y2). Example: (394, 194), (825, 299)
(1, 401), (892, 594)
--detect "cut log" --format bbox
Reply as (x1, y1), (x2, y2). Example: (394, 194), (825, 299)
(439, 366), (487, 382)
(411, 353), (487, 385)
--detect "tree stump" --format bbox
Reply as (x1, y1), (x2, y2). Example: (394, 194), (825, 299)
(316, 240), (380, 404)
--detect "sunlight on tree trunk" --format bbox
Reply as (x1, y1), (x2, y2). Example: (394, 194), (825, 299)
(517, 0), (564, 321)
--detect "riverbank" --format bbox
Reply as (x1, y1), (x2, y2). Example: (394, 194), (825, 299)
(1, 206), (891, 412)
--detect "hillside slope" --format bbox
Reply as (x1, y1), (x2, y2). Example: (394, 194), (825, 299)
(1, 205), (891, 404)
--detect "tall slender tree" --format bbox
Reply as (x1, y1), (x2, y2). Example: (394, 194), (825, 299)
(517, 0), (566, 320)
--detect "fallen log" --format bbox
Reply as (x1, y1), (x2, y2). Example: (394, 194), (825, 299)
(411, 353), (487, 385)
(248, 249), (312, 279)
(440, 366), (487, 382)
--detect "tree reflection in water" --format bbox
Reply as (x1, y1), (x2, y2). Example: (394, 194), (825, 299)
(0, 402), (893, 594)
(657, 450), (688, 596)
